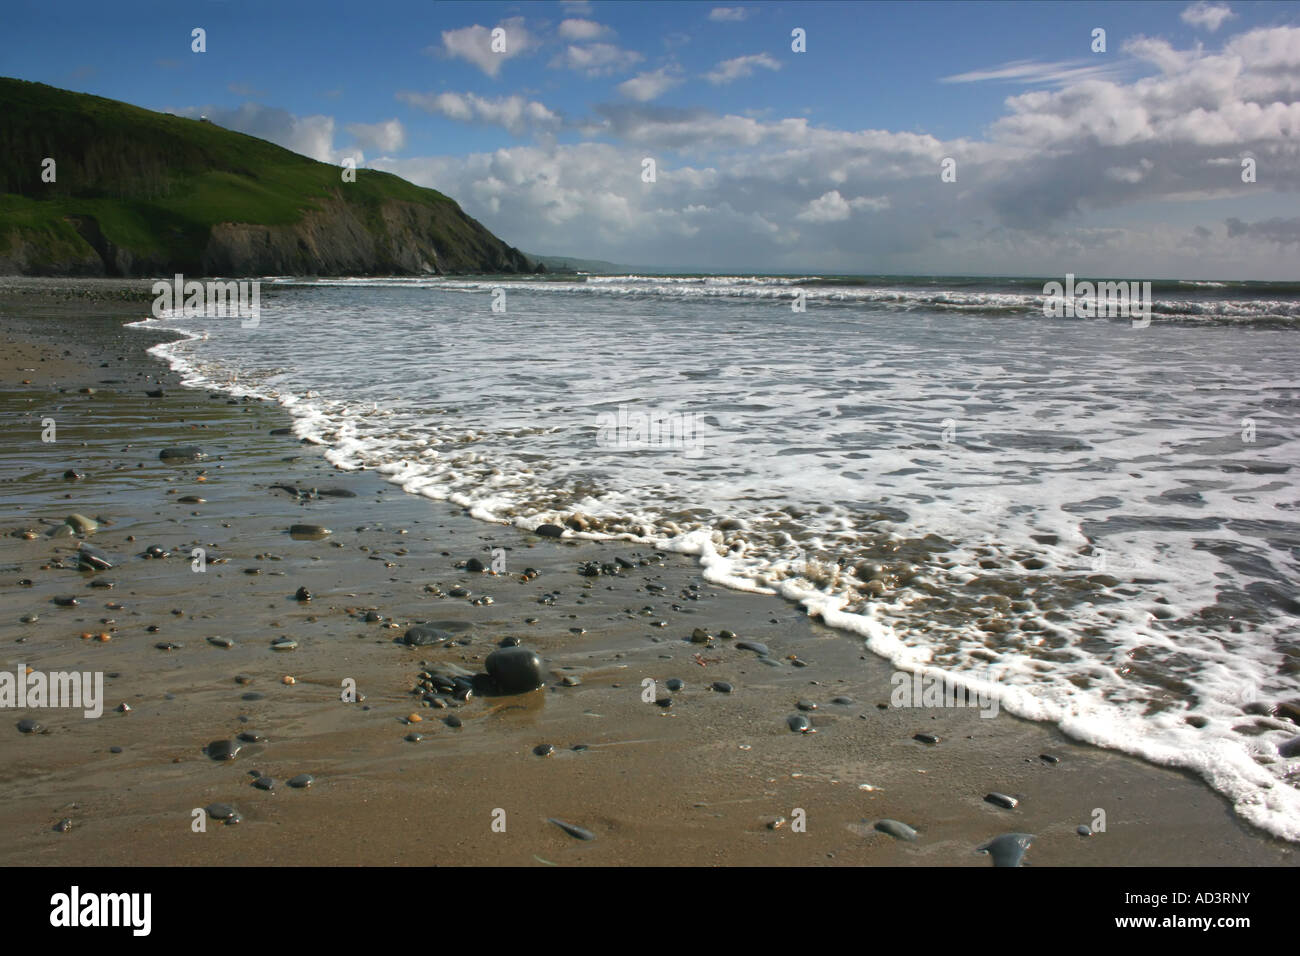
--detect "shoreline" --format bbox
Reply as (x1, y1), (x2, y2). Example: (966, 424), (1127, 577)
(0, 281), (1294, 866)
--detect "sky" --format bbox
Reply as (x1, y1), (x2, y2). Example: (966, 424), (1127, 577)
(3, 0), (1299, 278)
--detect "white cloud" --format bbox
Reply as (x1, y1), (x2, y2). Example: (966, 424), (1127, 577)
(795, 190), (890, 222)
(346, 118), (405, 153)
(617, 66), (684, 102)
(940, 58), (1125, 86)
(550, 42), (643, 76)
(558, 18), (611, 40)
(397, 91), (562, 136)
(435, 17), (533, 77)
(704, 52), (781, 85)
(173, 103), (352, 164)
(709, 7), (751, 21)
(1181, 2), (1236, 32)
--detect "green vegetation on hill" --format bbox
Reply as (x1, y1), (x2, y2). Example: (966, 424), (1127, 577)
(0, 78), (539, 277)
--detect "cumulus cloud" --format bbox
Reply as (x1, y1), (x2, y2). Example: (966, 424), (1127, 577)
(795, 190), (890, 222)
(1181, 2), (1236, 32)
(558, 18), (611, 40)
(705, 52), (781, 84)
(434, 17), (532, 77)
(617, 65), (684, 102)
(550, 42), (644, 76)
(397, 91), (562, 136)
(345, 118), (405, 153)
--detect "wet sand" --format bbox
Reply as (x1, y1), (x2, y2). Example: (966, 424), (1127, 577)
(0, 278), (1294, 866)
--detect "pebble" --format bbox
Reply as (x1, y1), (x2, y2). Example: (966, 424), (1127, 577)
(159, 446), (204, 461)
(17, 718), (46, 734)
(177, 495), (205, 504)
(977, 832), (1034, 867)
(403, 625), (453, 647)
(786, 714), (815, 733)
(1039, 754), (1060, 764)
(690, 628), (712, 644)
(485, 646), (545, 695)
(205, 803), (238, 821)
(735, 640), (771, 656)
(984, 792), (1019, 810)
(548, 818), (595, 841)
(534, 524), (564, 538)
(116, 703), (131, 713)
(443, 715), (463, 728)
(77, 543), (112, 570)
(252, 776), (275, 791)
(154, 641), (182, 651)
(289, 524), (332, 539)
(1077, 825), (1092, 837)
(533, 743), (555, 757)
(465, 557), (485, 572)
(54, 818), (73, 833)
(294, 586), (311, 602)
(914, 733), (940, 745)
(53, 596), (79, 607)
(237, 731), (266, 742)
(405, 732), (424, 743)
(287, 774), (314, 789)
(207, 636), (234, 648)
(830, 696), (855, 705)
(797, 700), (818, 711)
(205, 739), (241, 761)
(144, 545), (169, 559)
(665, 678), (684, 692)
(655, 697), (673, 709)
(1278, 736), (1300, 758)
(270, 638), (297, 651)
(65, 513), (99, 534)
(711, 681), (734, 694)
(874, 819), (919, 841)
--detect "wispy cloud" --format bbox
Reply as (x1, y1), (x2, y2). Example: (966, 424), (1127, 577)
(940, 58), (1124, 86)
(550, 42), (643, 76)
(558, 18), (612, 41)
(398, 91), (563, 136)
(705, 52), (781, 85)
(709, 7), (751, 21)
(617, 65), (684, 102)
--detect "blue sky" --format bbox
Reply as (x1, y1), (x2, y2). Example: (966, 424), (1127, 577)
(4, 0), (1300, 276)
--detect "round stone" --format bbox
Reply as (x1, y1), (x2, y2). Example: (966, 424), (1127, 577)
(287, 774), (314, 789)
(485, 646), (545, 695)
(205, 739), (242, 761)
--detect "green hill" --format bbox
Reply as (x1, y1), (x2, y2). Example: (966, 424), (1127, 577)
(0, 78), (540, 277)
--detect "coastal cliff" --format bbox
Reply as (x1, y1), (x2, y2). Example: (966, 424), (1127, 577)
(0, 78), (539, 278)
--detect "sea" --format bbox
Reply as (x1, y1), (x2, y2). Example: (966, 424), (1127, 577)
(131, 272), (1300, 840)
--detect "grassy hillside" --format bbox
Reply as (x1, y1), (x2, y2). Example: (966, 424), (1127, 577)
(0, 78), (537, 276)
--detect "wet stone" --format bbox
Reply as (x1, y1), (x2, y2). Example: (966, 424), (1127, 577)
(205, 803), (238, 821)
(159, 446), (204, 461)
(403, 625), (454, 647)
(405, 732), (424, 743)
(548, 818), (595, 841)
(874, 819), (918, 842)
(786, 714), (814, 733)
(984, 792), (1019, 810)
(485, 646), (545, 695)
(665, 678), (685, 692)
(287, 774), (314, 789)
(271, 638), (297, 651)
(736, 640), (770, 656)
(711, 681), (734, 694)
(17, 719), (45, 734)
(977, 832), (1034, 867)
(295, 586), (311, 602)
(1077, 825), (1092, 837)
(205, 739), (241, 761)
(534, 524), (564, 538)
(252, 777), (275, 791)
(443, 715), (463, 729)
(207, 636), (235, 648)
(797, 700), (818, 712)
(914, 733), (940, 745)
(289, 524), (332, 540)
(54, 818), (73, 833)
(237, 731), (266, 742)
(533, 743), (555, 757)
(830, 696), (855, 705)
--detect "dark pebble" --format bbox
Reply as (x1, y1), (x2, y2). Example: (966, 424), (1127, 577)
(485, 646), (545, 694)
(977, 832), (1034, 867)
(289, 524), (332, 539)
(830, 696), (855, 705)
(287, 774), (314, 789)
(797, 700), (818, 711)
(736, 640), (771, 656)
(465, 557), (485, 572)
(205, 739), (241, 761)
(548, 818), (595, 840)
(533, 743), (555, 757)
(159, 446), (204, 461)
(17, 719), (45, 734)
(54, 818), (73, 833)
(874, 819), (918, 841)
(665, 678), (684, 692)
(443, 715), (463, 728)
(294, 586), (311, 602)
(252, 777), (275, 791)
(786, 714), (814, 733)
(711, 681), (733, 694)
(914, 733), (940, 745)
(984, 792), (1019, 809)
(534, 524), (564, 538)
(205, 803), (238, 821)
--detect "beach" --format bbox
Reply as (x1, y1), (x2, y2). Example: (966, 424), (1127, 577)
(0, 278), (1293, 867)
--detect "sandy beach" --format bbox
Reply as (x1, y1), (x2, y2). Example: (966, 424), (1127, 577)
(0, 278), (1294, 867)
